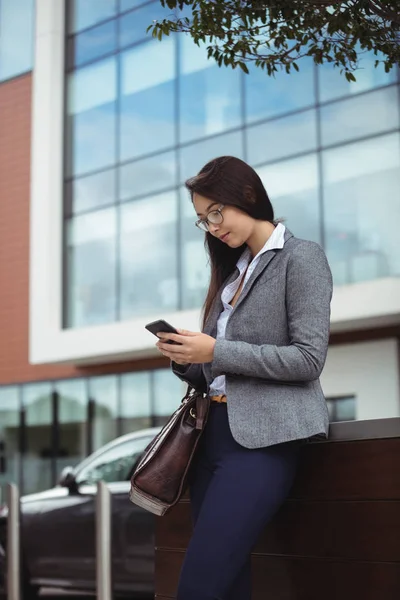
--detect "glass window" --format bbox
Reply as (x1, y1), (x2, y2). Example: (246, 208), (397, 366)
(179, 187), (210, 310)
(257, 154), (321, 244)
(89, 376), (118, 450)
(66, 58), (117, 177)
(119, 150), (177, 200)
(179, 131), (244, 183)
(179, 35), (242, 144)
(22, 383), (53, 494)
(0, 387), (20, 488)
(55, 379), (87, 472)
(245, 57), (315, 124)
(0, 0), (34, 82)
(67, 20), (117, 69)
(318, 50), (397, 103)
(65, 169), (116, 216)
(326, 396), (356, 422)
(66, 207), (117, 327)
(75, 435), (153, 484)
(153, 369), (185, 425)
(323, 133), (400, 285)
(119, 1), (173, 48)
(68, 0), (117, 34)
(120, 372), (152, 435)
(120, 0), (147, 12)
(119, 191), (179, 319)
(247, 109), (318, 166)
(320, 87), (399, 147)
(119, 39), (176, 161)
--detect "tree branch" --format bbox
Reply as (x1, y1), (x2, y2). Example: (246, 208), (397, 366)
(150, 0), (400, 78)
(367, 0), (400, 24)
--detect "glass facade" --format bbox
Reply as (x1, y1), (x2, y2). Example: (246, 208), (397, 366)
(0, 0), (34, 82)
(326, 396), (356, 423)
(0, 368), (185, 494)
(64, 1), (400, 329)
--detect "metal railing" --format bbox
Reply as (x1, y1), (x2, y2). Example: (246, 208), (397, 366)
(96, 481), (112, 600)
(6, 484), (20, 600)
(3, 482), (112, 600)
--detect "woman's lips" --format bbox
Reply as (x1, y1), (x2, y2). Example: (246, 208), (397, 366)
(220, 232), (230, 242)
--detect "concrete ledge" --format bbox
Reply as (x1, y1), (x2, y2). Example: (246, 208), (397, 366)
(325, 417), (400, 442)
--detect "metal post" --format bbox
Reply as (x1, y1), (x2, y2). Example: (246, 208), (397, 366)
(96, 481), (112, 600)
(7, 483), (20, 600)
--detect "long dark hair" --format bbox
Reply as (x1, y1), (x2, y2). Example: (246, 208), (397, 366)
(185, 156), (275, 327)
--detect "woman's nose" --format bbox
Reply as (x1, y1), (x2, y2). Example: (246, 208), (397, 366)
(208, 223), (220, 235)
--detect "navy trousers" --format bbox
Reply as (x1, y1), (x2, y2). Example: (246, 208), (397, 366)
(176, 402), (301, 600)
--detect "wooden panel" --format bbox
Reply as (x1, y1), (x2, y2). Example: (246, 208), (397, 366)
(156, 500), (400, 562)
(156, 437), (400, 599)
(255, 500), (400, 561)
(251, 555), (400, 600)
(155, 549), (183, 598)
(155, 550), (400, 600)
(291, 438), (400, 500)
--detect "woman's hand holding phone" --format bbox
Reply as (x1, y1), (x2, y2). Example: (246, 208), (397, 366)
(156, 329), (216, 365)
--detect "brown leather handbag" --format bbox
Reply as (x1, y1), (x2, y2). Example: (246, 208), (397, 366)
(129, 386), (210, 516)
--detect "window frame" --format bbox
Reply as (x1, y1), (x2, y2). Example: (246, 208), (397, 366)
(326, 395), (356, 423)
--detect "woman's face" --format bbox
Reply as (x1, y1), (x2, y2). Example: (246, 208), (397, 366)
(193, 193), (255, 248)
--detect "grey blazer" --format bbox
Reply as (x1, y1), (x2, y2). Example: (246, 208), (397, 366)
(173, 228), (333, 449)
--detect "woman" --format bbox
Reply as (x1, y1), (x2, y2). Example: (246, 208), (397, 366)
(156, 156), (332, 600)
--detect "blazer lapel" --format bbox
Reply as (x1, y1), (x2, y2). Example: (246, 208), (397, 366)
(232, 251), (277, 313)
(203, 267), (239, 336)
(231, 227), (294, 314)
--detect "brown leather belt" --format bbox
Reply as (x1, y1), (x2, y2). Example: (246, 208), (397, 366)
(210, 394), (227, 403)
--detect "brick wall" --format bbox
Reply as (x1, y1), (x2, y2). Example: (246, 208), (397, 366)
(0, 74), (167, 386)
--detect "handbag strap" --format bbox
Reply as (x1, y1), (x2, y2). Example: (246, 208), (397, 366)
(195, 393), (209, 430)
(183, 385), (209, 431)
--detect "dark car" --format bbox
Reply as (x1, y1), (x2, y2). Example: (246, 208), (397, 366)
(0, 427), (161, 599)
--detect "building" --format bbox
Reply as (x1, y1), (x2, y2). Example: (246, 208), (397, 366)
(0, 0), (399, 495)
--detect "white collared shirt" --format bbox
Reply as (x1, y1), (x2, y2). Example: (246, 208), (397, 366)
(209, 223), (286, 396)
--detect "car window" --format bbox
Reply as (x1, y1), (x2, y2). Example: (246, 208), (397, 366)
(75, 436), (153, 485)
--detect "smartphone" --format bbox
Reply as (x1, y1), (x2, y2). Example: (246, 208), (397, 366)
(145, 319), (180, 345)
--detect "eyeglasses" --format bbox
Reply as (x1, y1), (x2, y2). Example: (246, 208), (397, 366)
(195, 204), (225, 232)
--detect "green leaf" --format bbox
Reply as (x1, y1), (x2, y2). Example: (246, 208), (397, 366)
(345, 71), (356, 82)
(239, 62), (249, 74)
